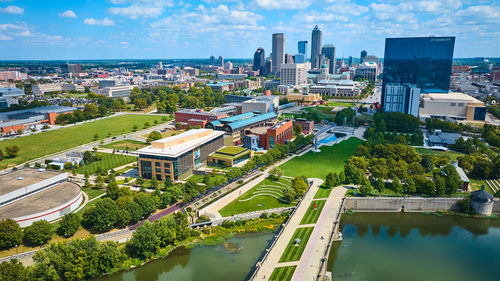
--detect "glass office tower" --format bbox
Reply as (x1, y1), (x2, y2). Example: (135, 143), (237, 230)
(382, 36), (455, 112)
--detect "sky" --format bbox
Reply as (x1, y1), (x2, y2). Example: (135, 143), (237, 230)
(0, 0), (499, 60)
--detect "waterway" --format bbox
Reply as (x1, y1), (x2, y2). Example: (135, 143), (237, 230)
(96, 232), (274, 281)
(328, 213), (500, 281)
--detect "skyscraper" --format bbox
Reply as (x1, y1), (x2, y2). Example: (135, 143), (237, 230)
(348, 56), (353, 67)
(311, 25), (322, 69)
(285, 54), (294, 64)
(253, 47), (265, 74)
(360, 50), (367, 63)
(382, 36), (455, 115)
(321, 44), (336, 74)
(272, 33), (285, 74)
(210, 56), (215, 66)
(218, 56), (224, 67)
(298, 41), (308, 59)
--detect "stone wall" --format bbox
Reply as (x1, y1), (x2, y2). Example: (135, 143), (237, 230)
(345, 197), (500, 214)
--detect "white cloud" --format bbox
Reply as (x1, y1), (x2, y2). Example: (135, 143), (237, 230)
(455, 5), (500, 24)
(369, 3), (417, 24)
(108, 0), (174, 19)
(59, 10), (77, 18)
(254, 0), (311, 10)
(0, 34), (13, 40)
(84, 18), (115, 26)
(0, 5), (24, 14)
(326, 1), (369, 16)
(120, 41), (129, 44)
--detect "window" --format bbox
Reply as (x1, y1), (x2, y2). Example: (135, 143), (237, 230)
(458, 103), (464, 107)
(450, 103), (456, 107)
(155, 162), (161, 167)
(164, 163), (170, 168)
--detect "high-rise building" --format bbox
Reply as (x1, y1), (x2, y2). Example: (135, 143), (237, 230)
(61, 63), (82, 74)
(253, 47), (265, 74)
(311, 25), (322, 69)
(298, 41), (308, 59)
(285, 54), (294, 64)
(294, 54), (306, 63)
(280, 63), (310, 86)
(383, 84), (421, 117)
(382, 36), (455, 114)
(210, 56), (215, 66)
(360, 50), (367, 63)
(218, 56), (224, 67)
(321, 44), (336, 74)
(272, 33), (285, 74)
(348, 56), (353, 67)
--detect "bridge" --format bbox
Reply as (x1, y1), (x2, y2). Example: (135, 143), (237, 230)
(249, 181), (347, 281)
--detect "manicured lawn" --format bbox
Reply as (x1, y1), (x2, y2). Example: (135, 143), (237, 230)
(218, 177), (294, 217)
(327, 101), (355, 107)
(102, 139), (148, 151)
(470, 179), (494, 194)
(81, 187), (105, 200)
(217, 146), (247, 155)
(76, 153), (136, 175)
(416, 148), (465, 160)
(269, 266), (296, 281)
(279, 227), (314, 262)
(314, 185), (333, 199)
(0, 114), (166, 170)
(280, 137), (364, 179)
(300, 200), (326, 225)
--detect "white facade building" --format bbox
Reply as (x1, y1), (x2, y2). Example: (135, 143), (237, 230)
(0, 87), (24, 109)
(384, 83), (421, 117)
(32, 83), (63, 94)
(97, 85), (134, 98)
(280, 63), (310, 86)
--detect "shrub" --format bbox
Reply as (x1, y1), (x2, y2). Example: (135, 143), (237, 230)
(24, 220), (54, 246)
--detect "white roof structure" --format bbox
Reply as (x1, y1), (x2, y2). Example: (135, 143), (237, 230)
(137, 129), (225, 158)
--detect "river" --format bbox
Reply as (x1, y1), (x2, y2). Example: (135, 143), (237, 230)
(328, 213), (500, 281)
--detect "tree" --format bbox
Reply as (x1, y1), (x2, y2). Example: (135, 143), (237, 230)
(338, 171), (346, 184)
(283, 187), (297, 203)
(344, 162), (363, 186)
(420, 155), (435, 172)
(293, 123), (302, 136)
(0, 259), (31, 281)
(269, 167), (283, 180)
(359, 178), (373, 195)
(374, 178), (384, 191)
(134, 193), (156, 218)
(106, 182), (120, 200)
(292, 177), (308, 196)
(392, 177), (403, 194)
(434, 175), (446, 195)
(146, 131), (163, 143)
(58, 213), (81, 237)
(0, 219), (23, 249)
(4, 145), (19, 158)
(82, 198), (119, 232)
(325, 172), (338, 188)
(23, 220), (53, 246)
(442, 164), (462, 194)
(127, 221), (159, 259)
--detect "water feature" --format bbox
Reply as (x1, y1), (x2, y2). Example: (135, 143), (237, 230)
(328, 213), (500, 281)
(96, 232), (274, 281)
(318, 133), (346, 144)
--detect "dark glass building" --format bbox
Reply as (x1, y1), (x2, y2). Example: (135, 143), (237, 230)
(253, 47), (265, 74)
(321, 44), (336, 74)
(382, 36), (455, 111)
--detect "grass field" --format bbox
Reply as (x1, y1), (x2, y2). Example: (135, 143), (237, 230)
(217, 146), (247, 154)
(218, 177), (294, 217)
(102, 139), (148, 151)
(280, 138), (364, 179)
(269, 266), (296, 281)
(300, 200), (326, 225)
(279, 227), (314, 262)
(416, 148), (465, 160)
(0, 114), (166, 170)
(314, 185), (333, 199)
(470, 179), (493, 194)
(327, 101), (355, 107)
(76, 153), (136, 175)
(81, 187), (105, 200)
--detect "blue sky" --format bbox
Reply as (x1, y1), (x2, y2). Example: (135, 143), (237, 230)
(0, 0), (499, 60)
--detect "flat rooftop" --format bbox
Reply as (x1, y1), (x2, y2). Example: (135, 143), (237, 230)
(0, 169), (64, 196)
(422, 92), (483, 103)
(0, 182), (81, 219)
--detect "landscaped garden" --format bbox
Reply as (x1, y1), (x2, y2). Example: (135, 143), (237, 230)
(327, 101), (355, 107)
(300, 200), (326, 225)
(279, 227), (314, 262)
(218, 177), (294, 217)
(269, 266), (296, 281)
(76, 153), (136, 175)
(416, 148), (464, 161)
(279, 137), (364, 179)
(0, 114), (167, 170)
(102, 139), (148, 151)
(314, 185), (333, 199)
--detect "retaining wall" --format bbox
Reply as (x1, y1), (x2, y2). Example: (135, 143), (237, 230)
(345, 197), (500, 214)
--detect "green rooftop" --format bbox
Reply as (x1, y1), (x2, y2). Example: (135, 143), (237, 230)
(216, 146), (247, 156)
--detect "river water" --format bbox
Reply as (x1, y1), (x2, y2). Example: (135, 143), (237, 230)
(328, 213), (500, 281)
(96, 232), (274, 281)
(97, 213), (500, 281)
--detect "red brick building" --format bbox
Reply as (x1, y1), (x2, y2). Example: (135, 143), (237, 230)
(294, 118), (314, 135)
(265, 120), (293, 149)
(174, 108), (228, 128)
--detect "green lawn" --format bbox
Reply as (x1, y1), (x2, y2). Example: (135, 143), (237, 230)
(280, 138), (364, 179)
(416, 148), (465, 160)
(269, 266), (296, 281)
(300, 200), (326, 225)
(0, 114), (167, 170)
(314, 185), (333, 199)
(101, 139), (148, 151)
(218, 177), (294, 217)
(470, 179), (494, 194)
(217, 146), (247, 155)
(327, 101), (355, 107)
(81, 187), (105, 200)
(76, 153), (136, 175)
(279, 227), (314, 262)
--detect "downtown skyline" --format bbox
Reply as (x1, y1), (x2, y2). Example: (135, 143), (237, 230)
(0, 0), (499, 60)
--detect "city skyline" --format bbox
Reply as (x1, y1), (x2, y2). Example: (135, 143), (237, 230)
(0, 0), (499, 60)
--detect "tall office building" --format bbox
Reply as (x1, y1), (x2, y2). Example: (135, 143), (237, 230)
(382, 36), (455, 114)
(61, 63), (82, 74)
(218, 56), (224, 67)
(321, 44), (336, 74)
(348, 56), (353, 67)
(253, 47), (266, 74)
(298, 41), (308, 59)
(285, 54), (294, 64)
(210, 56), (215, 66)
(272, 33), (285, 74)
(280, 63), (310, 86)
(311, 25), (322, 69)
(360, 50), (367, 63)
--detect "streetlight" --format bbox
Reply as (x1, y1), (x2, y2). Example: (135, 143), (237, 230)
(15, 244), (19, 260)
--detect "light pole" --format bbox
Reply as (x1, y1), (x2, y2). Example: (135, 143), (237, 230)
(15, 244), (19, 260)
